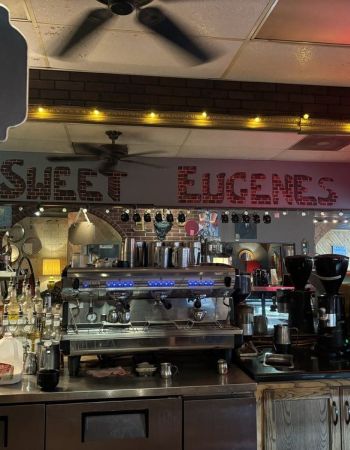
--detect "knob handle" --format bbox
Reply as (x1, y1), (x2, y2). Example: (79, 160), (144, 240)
(331, 401), (339, 426)
(345, 400), (350, 425)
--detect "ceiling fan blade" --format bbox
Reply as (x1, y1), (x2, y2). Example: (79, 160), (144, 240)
(72, 142), (105, 156)
(137, 6), (213, 63)
(121, 150), (166, 158)
(57, 8), (114, 57)
(98, 158), (118, 174)
(121, 159), (165, 169)
(47, 155), (98, 162)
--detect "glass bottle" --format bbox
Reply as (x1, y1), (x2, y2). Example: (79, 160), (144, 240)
(22, 283), (34, 325)
(14, 310), (26, 347)
(0, 291), (4, 325)
(28, 312), (42, 353)
(7, 281), (19, 334)
(33, 280), (43, 317)
(42, 311), (54, 341)
(53, 312), (61, 342)
(2, 305), (9, 335)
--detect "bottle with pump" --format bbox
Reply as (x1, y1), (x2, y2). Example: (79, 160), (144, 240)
(33, 280), (43, 317)
(7, 281), (19, 334)
(0, 291), (4, 337)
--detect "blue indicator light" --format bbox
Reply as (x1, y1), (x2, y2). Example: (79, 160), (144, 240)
(82, 282), (90, 288)
(147, 280), (175, 287)
(106, 280), (134, 288)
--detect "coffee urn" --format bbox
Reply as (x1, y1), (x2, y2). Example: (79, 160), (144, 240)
(314, 254), (349, 357)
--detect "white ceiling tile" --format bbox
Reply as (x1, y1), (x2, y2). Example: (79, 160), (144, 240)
(5, 122), (69, 141)
(274, 150), (350, 162)
(0, 139), (72, 153)
(1, 0), (29, 20)
(29, 0), (270, 39)
(182, 129), (303, 149)
(39, 24), (242, 77)
(14, 21), (48, 67)
(177, 145), (282, 160)
(225, 40), (350, 86)
(66, 124), (190, 146)
(256, 0), (350, 46)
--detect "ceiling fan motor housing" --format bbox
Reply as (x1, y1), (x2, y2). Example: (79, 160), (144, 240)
(109, 0), (135, 15)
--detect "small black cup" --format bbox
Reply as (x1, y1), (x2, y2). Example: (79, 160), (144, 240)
(37, 369), (60, 391)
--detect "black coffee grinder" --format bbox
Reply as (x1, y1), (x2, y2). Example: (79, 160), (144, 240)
(284, 255), (315, 334)
(314, 254), (349, 358)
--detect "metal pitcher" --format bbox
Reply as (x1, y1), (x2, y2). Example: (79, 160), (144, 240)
(155, 246), (170, 268)
(37, 341), (60, 371)
(172, 246), (190, 268)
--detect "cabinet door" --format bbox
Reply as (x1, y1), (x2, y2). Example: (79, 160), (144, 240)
(184, 396), (257, 450)
(0, 404), (45, 450)
(46, 398), (182, 450)
(341, 387), (350, 450)
(264, 387), (341, 450)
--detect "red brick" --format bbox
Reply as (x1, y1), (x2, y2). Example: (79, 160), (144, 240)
(55, 80), (84, 91)
(40, 70), (69, 80)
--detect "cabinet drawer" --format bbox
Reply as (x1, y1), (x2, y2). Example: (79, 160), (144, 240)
(184, 397), (257, 450)
(46, 398), (182, 450)
(0, 404), (45, 450)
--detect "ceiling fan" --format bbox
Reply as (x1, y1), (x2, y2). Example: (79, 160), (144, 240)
(46, 130), (164, 174)
(57, 0), (216, 63)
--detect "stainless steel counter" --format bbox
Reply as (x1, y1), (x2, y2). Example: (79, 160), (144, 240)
(0, 365), (255, 404)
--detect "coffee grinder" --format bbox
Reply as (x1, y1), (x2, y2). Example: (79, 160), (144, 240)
(284, 255), (314, 334)
(314, 254), (349, 358)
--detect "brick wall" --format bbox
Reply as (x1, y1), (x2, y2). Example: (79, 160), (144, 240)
(11, 206), (198, 243)
(29, 69), (350, 119)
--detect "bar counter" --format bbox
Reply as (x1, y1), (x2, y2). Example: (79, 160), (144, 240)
(0, 363), (256, 404)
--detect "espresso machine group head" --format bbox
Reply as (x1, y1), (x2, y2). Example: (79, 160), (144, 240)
(284, 255), (314, 334)
(314, 254), (349, 358)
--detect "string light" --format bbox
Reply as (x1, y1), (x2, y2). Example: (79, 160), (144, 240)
(105, 208), (110, 214)
(282, 211), (287, 216)
(201, 111), (207, 118)
(301, 211), (306, 216)
(303, 113), (310, 120)
(254, 116), (261, 123)
(62, 207), (67, 213)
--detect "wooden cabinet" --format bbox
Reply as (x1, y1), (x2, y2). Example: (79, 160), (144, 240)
(46, 397), (182, 450)
(261, 385), (350, 450)
(263, 386), (341, 450)
(341, 387), (350, 450)
(184, 396), (257, 450)
(0, 404), (45, 450)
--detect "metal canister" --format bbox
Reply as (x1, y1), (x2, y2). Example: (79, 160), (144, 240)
(217, 359), (228, 375)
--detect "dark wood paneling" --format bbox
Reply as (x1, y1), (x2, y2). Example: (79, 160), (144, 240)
(46, 398), (182, 450)
(184, 397), (257, 450)
(0, 404), (45, 450)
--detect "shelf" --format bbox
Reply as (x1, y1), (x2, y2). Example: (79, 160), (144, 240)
(250, 286), (294, 292)
(0, 270), (16, 278)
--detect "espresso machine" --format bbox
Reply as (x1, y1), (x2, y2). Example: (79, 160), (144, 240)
(60, 266), (241, 375)
(314, 254), (349, 358)
(284, 255), (314, 334)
